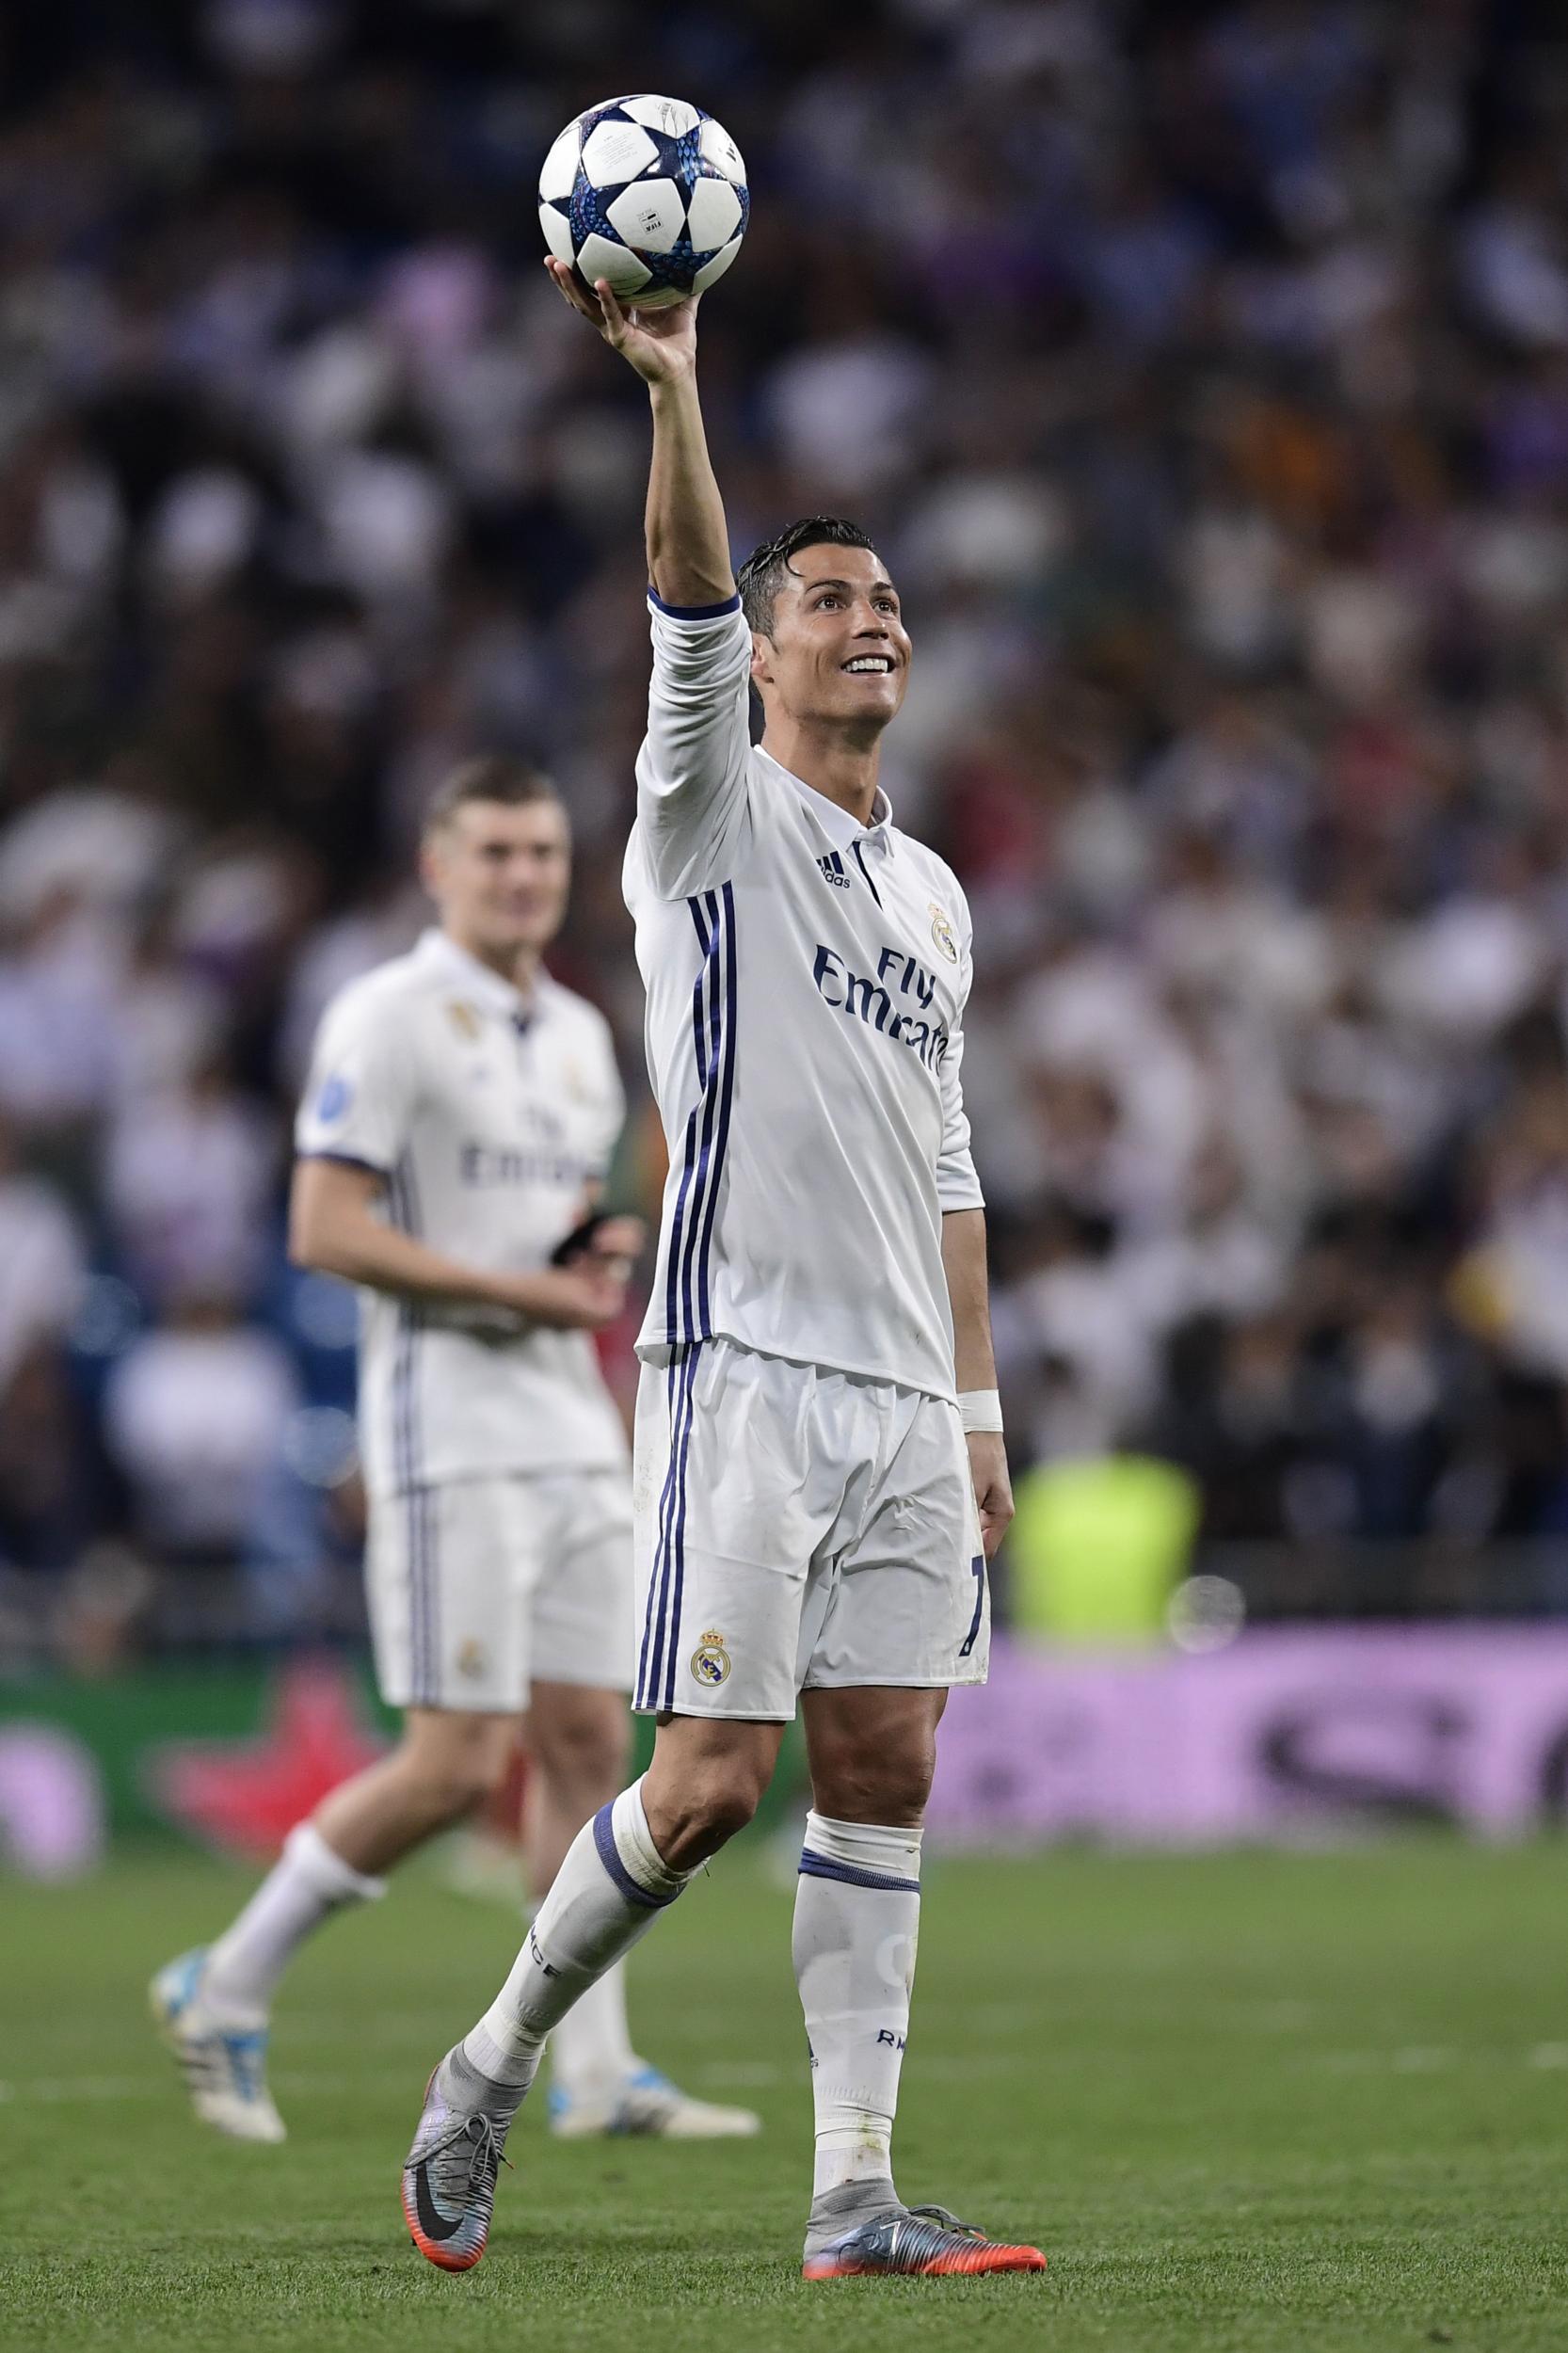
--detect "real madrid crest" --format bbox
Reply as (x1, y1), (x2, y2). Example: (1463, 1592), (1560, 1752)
(690, 1629), (731, 1689)
(929, 903), (958, 964)
(446, 999), (481, 1040)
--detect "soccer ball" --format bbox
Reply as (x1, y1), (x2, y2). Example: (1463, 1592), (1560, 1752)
(538, 93), (748, 312)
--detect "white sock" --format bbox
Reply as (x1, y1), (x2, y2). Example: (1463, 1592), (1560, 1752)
(548, 1959), (636, 2102)
(202, 1823), (386, 2020)
(462, 1779), (688, 2094)
(792, 1810), (922, 2206)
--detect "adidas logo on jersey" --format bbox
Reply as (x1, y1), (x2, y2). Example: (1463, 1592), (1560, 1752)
(817, 852), (851, 889)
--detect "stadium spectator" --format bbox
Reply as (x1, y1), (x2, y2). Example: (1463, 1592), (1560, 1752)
(102, 1290), (301, 1568)
(1, 0), (1567, 1639)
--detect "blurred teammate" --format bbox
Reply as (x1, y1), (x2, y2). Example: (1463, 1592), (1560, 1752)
(399, 278), (1045, 2281)
(152, 757), (758, 2148)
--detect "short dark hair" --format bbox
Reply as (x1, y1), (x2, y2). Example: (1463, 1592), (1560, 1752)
(423, 755), (561, 835)
(736, 515), (879, 637)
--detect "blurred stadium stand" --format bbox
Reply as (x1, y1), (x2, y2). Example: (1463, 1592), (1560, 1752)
(3, 0), (1568, 1678)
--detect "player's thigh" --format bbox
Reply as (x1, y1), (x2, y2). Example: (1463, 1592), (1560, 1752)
(364, 1479), (533, 1713)
(401, 1703), (523, 1799)
(802, 1389), (988, 1698)
(632, 1341), (838, 1722)
(526, 1468), (634, 1697)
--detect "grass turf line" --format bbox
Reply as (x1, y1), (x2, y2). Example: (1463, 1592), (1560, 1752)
(3, 1842), (1568, 2350)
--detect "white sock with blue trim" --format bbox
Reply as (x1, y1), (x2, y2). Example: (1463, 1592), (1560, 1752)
(457, 1778), (690, 2098)
(201, 1822), (385, 2023)
(793, 1810), (922, 2217)
(548, 1960), (636, 2102)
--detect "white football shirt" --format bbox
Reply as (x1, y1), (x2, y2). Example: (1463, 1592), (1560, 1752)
(623, 593), (984, 1401)
(295, 928), (630, 1493)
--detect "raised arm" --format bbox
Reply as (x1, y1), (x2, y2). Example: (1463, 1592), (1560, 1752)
(546, 258), (752, 899)
(543, 260), (731, 607)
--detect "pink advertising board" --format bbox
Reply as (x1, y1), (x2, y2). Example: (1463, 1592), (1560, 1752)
(927, 1629), (1568, 1845)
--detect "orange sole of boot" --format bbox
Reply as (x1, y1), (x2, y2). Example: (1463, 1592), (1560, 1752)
(803, 2243), (1047, 2280)
(402, 2069), (488, 2273)
(401, 2176), (487, 2271)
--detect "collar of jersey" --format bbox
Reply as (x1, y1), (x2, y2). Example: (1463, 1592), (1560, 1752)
(759, 749), (895, 856)
(413, 927), (543, 1020)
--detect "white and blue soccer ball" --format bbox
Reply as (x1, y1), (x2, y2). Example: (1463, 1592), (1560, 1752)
(538, 93), (748, 312)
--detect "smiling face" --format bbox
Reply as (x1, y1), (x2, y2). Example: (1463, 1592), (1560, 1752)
(422, 795), (571, 967)
(749, 542), (911, 740)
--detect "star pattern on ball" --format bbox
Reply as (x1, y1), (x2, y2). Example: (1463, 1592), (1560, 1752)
(538, 94), (749, 310)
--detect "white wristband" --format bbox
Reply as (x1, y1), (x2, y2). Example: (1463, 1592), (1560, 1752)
(959, 1388), (1003, 1433)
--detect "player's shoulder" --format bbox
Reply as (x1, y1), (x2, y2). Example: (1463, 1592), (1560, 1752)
(315, 947), (440, 1038)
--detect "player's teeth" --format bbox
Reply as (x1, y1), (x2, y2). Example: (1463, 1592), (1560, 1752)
(845, 659), (890, 671)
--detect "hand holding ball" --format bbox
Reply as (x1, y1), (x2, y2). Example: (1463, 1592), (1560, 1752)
(538, 93), (748, 312)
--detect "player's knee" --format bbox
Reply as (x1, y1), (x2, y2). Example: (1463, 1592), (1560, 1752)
(811, 1733), (936, 1825)
(684, 1786), (760, 1856)
(536, 1721), (620, 1797)
(657, 1759), (766, 1861)
(401, 1721), (517, 1821)
(528, 1693), (628, 1797)
(644, 1717), (781, 1866)
(428, 1754), (509, 1820)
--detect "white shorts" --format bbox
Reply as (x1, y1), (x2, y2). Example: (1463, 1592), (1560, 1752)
(631, 1338), (990, 1721)
(366, 1468), (632, 1714)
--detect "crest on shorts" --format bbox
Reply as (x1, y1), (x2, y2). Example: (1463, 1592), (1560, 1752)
(455, 1638), (487, 1680)
(447, 999), (481, 1041)
(690, 1630), (731, 1689)
(929, 903), (958, 964)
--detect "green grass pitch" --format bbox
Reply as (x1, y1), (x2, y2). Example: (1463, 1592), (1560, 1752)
(4, 1839), (1568, 2351)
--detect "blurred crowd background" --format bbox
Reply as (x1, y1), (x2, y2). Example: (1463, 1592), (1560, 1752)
(3, 0), (1568, 1670)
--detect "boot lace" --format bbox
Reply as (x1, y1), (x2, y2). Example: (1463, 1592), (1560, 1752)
(905, 2204), (987, 2242)
(426, 2112), (514, 2196)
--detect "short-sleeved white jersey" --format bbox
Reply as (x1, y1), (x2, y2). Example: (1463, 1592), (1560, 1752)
(623, 592), (984, 1401)
(295, 928), (630, 1493)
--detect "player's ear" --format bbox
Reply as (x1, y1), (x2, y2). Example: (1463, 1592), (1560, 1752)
(749, 631), (773, 688)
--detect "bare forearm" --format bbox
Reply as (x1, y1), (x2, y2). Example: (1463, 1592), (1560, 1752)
(942, 1208), (998, 1392)
(293, 1217), (500, 1305)
(944, 1208), (1012, 1552)
(288, 1151), (630, 1332)
(646, 373), (733, 609)
(540, 255), (729, 604)
(291, 1210), (512, 1314)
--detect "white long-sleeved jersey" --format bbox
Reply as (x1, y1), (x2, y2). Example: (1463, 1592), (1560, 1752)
(622, 591), (984, 1401)
(295, 928), (630, 1493)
